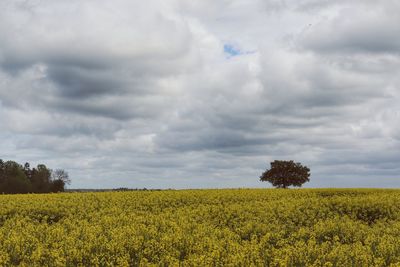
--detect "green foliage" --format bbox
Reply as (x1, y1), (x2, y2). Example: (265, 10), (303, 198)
(0, 189), (400, 266)
(0, 160), (31, 194)
(0, 159), (68, 194)
(260, 160), (310, 188)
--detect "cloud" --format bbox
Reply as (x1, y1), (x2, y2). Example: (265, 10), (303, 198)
(0, 0), (399, 188)
(299, 2), (400, 54)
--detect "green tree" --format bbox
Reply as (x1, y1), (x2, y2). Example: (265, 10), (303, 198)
(0, 160), (31, 193)
(260, 160), (310, 189)
(31, 164), (52, 193)
(0, 159), (70, 194)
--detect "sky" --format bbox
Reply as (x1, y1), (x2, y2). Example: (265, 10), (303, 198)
(0, 0), (399, 189)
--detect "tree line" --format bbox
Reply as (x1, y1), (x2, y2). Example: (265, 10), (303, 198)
(0, 159), (70, 194)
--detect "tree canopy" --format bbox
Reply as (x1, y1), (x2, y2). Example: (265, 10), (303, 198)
(0, 159), (70, 194)
(260, 160), (310, 188)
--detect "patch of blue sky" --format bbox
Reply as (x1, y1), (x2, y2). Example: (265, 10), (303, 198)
(224, 44), (242, 57)
(223, 44), (256, 58)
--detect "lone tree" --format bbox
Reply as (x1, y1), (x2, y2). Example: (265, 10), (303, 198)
(260, 160), (310, 188)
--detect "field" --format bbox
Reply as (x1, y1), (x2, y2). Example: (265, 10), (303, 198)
(1, 189), (400, 266)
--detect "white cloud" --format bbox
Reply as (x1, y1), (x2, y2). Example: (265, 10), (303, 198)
(0, 0), (399, 188)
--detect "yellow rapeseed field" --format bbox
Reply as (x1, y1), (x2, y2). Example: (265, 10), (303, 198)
(1, 189), (400, 266)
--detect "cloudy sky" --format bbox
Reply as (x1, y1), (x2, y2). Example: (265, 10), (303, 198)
(1, 0), (399, 188)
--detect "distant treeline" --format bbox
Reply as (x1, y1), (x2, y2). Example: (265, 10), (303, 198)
(0, 159), (70, 194)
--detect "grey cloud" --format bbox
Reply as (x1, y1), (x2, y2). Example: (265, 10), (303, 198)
(0, 0), (195, 103)
(299, 4), (400, 55)
(1, 109), (122, 138)
(47, 66), (125, 99)
(0, 0), (399, 188)
(157, 128), (270, 152)
(52, 94), (171, 121)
